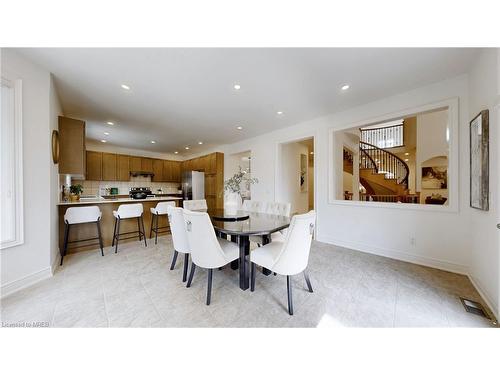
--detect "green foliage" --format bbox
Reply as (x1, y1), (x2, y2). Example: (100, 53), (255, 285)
(224, 167), (258, 193)
(70, 184), (83, 195)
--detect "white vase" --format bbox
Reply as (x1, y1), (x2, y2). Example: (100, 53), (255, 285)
(225, 192), (242, 213)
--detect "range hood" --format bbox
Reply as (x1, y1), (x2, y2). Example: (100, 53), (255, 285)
(129, 171), (155, 177)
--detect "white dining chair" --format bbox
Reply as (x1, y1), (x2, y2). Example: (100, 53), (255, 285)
(61, 206), (104, 265)
(112, 203), (146, 253)
(167, 205), (191, 282)
(250, 210), (316, 315)
(150, 201), (176, 244)
(183, 199), (208, 211)
(183, 210), (239, 305)
(242, 200), (265, 213)
(249, 201), (292, 246)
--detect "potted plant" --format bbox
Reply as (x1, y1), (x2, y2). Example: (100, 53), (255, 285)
(224, 167), (258, 212)
(69, 184), (83, 202)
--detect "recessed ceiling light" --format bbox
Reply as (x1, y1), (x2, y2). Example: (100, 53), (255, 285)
(121, 84), (130, 90)
(233, 84), (241, 90)
(404, 152), (409, 156)
(100, 139), (107, 143)
(185, 146), (190, 150)
(106, 121), (114, 125)
(174, 151), (179, 154)
(341, 84), (350, 91)
(104, 132), (109, 135)
(277, 111), (283, 115)
(310, 151), (314, 155)
(198, 141), (203, 145)
(150, 140), (156, 144)
(404, 158), (409, 162)
(236, 126), (243, 130)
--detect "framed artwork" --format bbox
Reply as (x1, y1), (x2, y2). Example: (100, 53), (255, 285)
(300, 153), (308, 192)
(421, 166), (447, 189)
(470, 110), (489, 210)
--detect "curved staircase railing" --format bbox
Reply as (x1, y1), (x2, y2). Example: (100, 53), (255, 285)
(359, 141), (409, 187)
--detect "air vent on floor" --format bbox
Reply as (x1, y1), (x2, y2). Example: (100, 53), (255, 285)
(459, 297), (489, 319)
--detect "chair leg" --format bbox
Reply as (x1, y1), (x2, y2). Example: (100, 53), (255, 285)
(155, 214), (159, 245)
(206, 269), (213, 305)
(170, 250), (178, 270)
(304, 270), (313, 293)
(182, 253), (189, 282)
(250, 262), (256, 292)
(137, 217), (142, 241)
(141, 215), (147, 247)
(149, 214), (154, 238)
(112, 218), (117, 246)
(115, 218), (121, 253)
(60, 223), (70, 266)
(97, 220), (104, 257)
(287, 275), (293, 315)
(186, 263), (196, 288)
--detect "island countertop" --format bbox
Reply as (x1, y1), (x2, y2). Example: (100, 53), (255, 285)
(58, 196), (183, 206)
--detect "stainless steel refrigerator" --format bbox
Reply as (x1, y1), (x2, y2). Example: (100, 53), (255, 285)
(181, 171), (205, 200)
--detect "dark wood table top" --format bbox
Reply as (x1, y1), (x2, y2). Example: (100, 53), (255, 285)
(207, 209), (290, 236)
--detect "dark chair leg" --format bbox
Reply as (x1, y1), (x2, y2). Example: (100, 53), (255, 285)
(97, 220), (104, 257)
(155, 214), (159, 245)
(182, 253), (189, 282)
(137, 217), (142, 241)
(170, 250), (178, 270)
(112, 218), (117, 246)
(250, 262), (256, 292)
(149, 214), (154, 238)
(115, 218), (121, 253)
(206, 269), (213, 305)
(287, 275), (293, 315)
(304, 271), (313, 293)
(186, 263), (196, 288)
(141, 216), (147, 247)
(60, 223), (70, 266)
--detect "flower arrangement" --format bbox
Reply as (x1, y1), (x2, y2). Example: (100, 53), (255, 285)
(224, 167), (258, 194)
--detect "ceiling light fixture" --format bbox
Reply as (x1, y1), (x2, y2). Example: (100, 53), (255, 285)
(277, 111), (283, 115)
(150, 140), (156, 144)
(198, 141), (203, 145)
(121, 84), (131, 90)
(310, 151), (314, 155)
(236, 126), (243, 130)
(101, 139), (107, 143)
(174, 151), (179, 154)
(404, 158), (409, 162)
(104, 132), (109, 135)
(106, 121), (114, 125)
(233, 84), (241, 90)
(341, 84), (350, 91)
(404, 152), (409, 156)
(185, 146), (190, 150)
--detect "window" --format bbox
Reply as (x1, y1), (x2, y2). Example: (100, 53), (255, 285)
(332, 103), (456, 208)
(1, 77), (23, 249)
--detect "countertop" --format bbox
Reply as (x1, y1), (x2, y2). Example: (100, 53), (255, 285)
(58, 196), (183, 206)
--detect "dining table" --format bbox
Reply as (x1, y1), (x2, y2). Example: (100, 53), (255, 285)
(204, 209), (291, 290)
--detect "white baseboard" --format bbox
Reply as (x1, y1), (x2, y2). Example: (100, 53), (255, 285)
(1, 267), (53, 299)
(317, 234), (469, 275)
(468, 274), (498, 321)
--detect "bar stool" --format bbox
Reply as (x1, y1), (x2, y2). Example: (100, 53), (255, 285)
(112, 203), (147, 253)
(149, 201), (176, 244)
(61, 206), (104, 266)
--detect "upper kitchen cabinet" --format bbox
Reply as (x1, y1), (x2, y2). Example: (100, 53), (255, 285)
(86, 151), (102, 180)
(102, 153), (117, 181)
(152, 159), (164, 182)
(171, 161), (181, 182)
(117, 154), (130, 181)
(141, 157), (153, 173)
(58, 116), (86, 176)
(129, 156), (142, 172)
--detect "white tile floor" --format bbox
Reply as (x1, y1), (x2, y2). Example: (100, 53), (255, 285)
(1, 235), (496, 328)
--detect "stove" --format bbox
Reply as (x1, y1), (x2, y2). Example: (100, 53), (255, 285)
(129, 187), (154, 199)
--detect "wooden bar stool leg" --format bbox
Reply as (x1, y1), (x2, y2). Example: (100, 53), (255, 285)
(137, 217), (142, 241)
(115, 218), (121, 253)
(112, 218), (117, 246)
(149, 214), (154, 238)
(141, 215), (147, 247)
(155, 214), (159, 245)
(97, 220), (104, 257)
(60, 223), (70, 266)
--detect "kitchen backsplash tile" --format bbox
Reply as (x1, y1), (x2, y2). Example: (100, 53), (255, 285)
(71, 176), (181, 196)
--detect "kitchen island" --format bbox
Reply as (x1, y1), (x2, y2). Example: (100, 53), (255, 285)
(57, 196), (182, 254)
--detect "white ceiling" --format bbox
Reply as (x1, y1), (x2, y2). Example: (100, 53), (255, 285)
(17, 48), (480, 156)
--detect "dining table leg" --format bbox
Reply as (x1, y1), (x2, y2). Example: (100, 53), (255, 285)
(230, 234), (239, 270)
(238, 235), (250, 290)
(261, 234), (272, 276)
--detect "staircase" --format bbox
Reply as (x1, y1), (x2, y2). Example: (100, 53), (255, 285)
(343, 141), (409, 196)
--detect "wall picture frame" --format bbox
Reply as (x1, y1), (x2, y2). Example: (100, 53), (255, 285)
(469, 110), (489, 210)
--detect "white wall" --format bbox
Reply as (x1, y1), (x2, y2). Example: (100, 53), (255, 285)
(279, 142), (309, 214)
(1, 49), (57, 296)
(467, 48), (499, 318)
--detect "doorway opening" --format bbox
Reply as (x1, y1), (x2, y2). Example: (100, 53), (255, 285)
(277, 136), (314, 215)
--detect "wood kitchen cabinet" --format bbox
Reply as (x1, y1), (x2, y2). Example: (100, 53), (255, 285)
(58, 116), (86, 176)
(171, 161), (181, 182)
(152, 159), (164, 182)
(86, 151), (102, 180)
(102, 153), (117, 181)
(141, 157), (153, 172)
(117, 154), (130, 181)
(129, 156), (142, 172)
